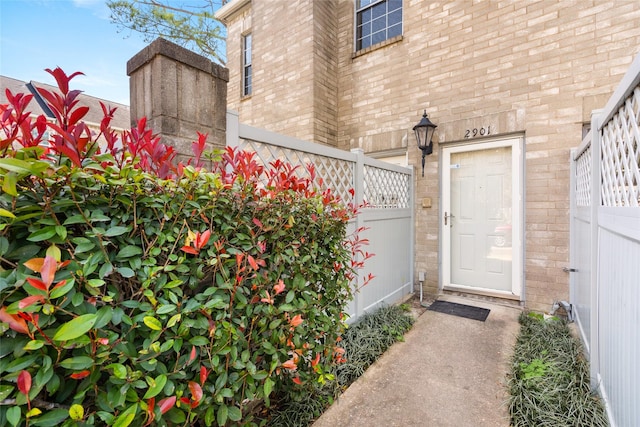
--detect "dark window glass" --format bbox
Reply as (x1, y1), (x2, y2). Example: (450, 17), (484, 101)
(355, 0), (402, 51)
(242, 34), (252, 96)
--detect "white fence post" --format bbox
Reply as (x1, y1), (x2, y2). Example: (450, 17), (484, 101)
(351, 148), (365, 320)
(589, 109), (602, 391)
(226, 110), (240, 148)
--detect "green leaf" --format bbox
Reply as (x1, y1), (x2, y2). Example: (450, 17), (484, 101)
(112, 403), (138, 427)
(94, 307), (113, 329)
(142, 374), (167, 399)
(63, 215), (86, 225)
(49, 278), (74, 299)
(53, 314), (97, 341)
(2, 171), (18, 197)
(264, 377), (274, 400)
(59, 356), (94, 370)
(0, 208), (16, 218)
(54, 225), (67, 239)
(117, 267), (135, 278)
(143, 316), (162, 331)
(189, 336), (209, 346)
(106, 363), (127, 379)
(156, 304), (177, 315)
(167, 313), (181, 328)
(285, 290), (295, 303)
(23, 340), (45, 351)
(104, 226), (129, 237)
(6, 406), (20, 427)
(228, 405), (242, 421)
(217, 404), (228, 426)
(27, 227), (57, 242)
(29, 408), (69, 426)
(0, 157), (43, 173)
(116, 245), (143, 259)
(0, 384), (14, 400)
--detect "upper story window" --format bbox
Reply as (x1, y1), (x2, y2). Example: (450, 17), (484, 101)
(242, 33), (252, 97)
(355, 0), (402, 51)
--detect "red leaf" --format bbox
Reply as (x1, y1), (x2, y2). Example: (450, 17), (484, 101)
(189, 346), (197, 363)
(196, 230), (211, 249)
(181, 246), (199, 255)
(292, 376), (302, 385)
(289, 314), (303, 328)
(282, 358), (297, 371)
(200, 366), (208, 386)
(26, 277), (48, 292)
(68, 106), (89, 127)
(311, 352), (321, 367)
(70, 370), (90, 379)
(40, 255), (58, 289)
(18, 370), (31, 395)
(0, 307), (29, 334)
(252, 218), (263, 229)
(145, 397), (156, 426)
(248, 255), (259, 271)
(273, 280), (286, 295)
(45, 67), (84, 95)
(53, 279), (67, 289)
(18, 295), (45, 309)
(158, 396), (176, 414)
(188, 381), (203, 403)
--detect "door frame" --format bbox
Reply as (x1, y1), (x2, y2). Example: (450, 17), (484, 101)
(440, 135), (524, 299)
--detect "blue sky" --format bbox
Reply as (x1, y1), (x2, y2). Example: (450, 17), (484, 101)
(1, 0), (149, 105)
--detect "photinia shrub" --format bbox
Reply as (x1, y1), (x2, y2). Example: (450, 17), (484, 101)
(0, 68), (371, 426)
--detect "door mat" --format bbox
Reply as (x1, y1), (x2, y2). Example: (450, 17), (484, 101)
(427, 300), (490, 322)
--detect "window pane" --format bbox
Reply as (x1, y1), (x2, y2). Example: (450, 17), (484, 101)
(388, 9), (402, 26)
(372, 31), (385, 45)
(357, 0), (374, 9)
(372, 16), (385, 32)
(388, 0), (402, 12)
(357, 7), (371, 25)
(388, 22), (402, 38)
(371, 2), (385, 19)
(357, 23), (371, 38)
(358, 35), (372, 50)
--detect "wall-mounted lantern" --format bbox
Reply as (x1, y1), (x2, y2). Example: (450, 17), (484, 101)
(413, 110), (437, 177)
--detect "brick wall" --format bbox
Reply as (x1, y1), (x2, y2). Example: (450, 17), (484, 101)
(224, 0), (339, 146)
(220, 0), (640, 311)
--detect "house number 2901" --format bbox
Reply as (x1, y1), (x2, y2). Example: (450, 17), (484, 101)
(464, 126), (491, 138)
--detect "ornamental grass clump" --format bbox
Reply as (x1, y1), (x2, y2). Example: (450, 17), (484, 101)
(0, 68), (372, 426)
(508, 312), (609, 427)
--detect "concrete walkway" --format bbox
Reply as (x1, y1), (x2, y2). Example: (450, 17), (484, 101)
(313, 295), (522, 427)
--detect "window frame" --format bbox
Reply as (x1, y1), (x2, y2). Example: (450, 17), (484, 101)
(354, 0), (403, 52)
(242, 32), (252, 97)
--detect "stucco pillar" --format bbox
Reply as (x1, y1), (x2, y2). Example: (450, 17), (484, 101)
(127, 38), (229, 160)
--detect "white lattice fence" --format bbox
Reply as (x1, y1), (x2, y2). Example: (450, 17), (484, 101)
(570, 53), (640, 427)
(226, 112), (415, 322)
(601, 87), (640, 207)
(238, 137), (355, 204)
(363, 164), (411, 209)
(575, 135), (591, 207)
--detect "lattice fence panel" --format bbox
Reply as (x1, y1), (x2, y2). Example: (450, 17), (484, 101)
(238, 138), (355, 203)
(575, 144), (592, 207)
(600, 86), (640, 207)
(364, 165), (411, 209)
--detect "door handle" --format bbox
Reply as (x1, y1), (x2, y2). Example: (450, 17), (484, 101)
(444, 212), (454, 227)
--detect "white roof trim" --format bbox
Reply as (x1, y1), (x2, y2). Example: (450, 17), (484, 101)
(215, 0), (251, 23)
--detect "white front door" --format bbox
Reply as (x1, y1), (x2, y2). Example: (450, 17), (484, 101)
(442, 137), (522, 297)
